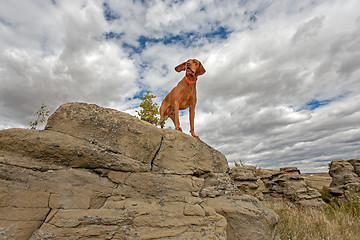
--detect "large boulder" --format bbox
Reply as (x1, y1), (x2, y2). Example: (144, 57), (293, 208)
(348, 158), (360, 176)
(328, 159), (360, 198)
(0, 102), (278, 240)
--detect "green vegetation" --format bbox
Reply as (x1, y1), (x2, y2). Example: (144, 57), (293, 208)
(136, 91), (166, 127)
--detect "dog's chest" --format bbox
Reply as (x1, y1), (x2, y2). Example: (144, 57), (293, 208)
(178, 89), (196, 109)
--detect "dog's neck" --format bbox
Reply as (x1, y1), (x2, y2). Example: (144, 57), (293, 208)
(184, 75), (197, 84)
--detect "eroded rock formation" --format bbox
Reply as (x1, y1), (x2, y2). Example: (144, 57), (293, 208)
(328, 158), (360, 199)
(0, 102), (279, 240)
(261, 167), (325, 208)
(229, 166), (264, 200)
(229, 166), (325, 208)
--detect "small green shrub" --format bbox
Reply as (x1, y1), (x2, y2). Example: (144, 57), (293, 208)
(136, 91), (167, 127)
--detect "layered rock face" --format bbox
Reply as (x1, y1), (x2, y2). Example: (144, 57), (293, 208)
(229, 166), (264, 200)
(0, 102), (278, 240)
(229, 166), (325, 208)
(260, 167), (325, 208)
(328, 158), (360, 198)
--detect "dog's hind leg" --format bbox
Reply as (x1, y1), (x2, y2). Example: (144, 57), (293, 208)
(163, 107), (182, 131)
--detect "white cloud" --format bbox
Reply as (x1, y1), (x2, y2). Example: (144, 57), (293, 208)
(0, 0), (359, 172)
(292, 16), (325, 43)
(0, 0), (139, 127)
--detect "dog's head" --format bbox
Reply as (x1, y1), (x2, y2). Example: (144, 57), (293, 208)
(175, 59), (206, 77)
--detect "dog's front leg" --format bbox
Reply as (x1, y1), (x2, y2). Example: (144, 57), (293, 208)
(189, 105), (199, 139)
(174, 102), (182, 132)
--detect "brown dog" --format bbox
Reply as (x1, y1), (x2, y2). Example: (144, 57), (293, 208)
(160, 59), (206, 139)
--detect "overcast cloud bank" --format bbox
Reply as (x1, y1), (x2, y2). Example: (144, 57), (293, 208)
(1, 0), (359, 172)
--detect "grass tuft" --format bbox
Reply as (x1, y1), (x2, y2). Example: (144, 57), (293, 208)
(266, 187), (360, 240)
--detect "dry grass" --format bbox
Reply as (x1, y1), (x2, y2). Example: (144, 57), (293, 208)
(302, 172), (332, 191)
(265, 188), (360, 240)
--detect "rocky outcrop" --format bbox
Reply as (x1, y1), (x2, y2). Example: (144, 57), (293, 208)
(0, 102), (278, 240)
(349, 158), (360, 176)
(260, 167), (325, 208)
(228, 166), (325, 208)
(328, 158), (360, 198)
(229, 166), (264, 200)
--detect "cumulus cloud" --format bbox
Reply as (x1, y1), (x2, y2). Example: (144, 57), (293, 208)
(0, 0), (139, 127)
(1, 0), (359, 172)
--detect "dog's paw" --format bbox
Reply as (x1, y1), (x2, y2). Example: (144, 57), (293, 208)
(175, 127), (182, 132)
(192, 134), (200, 139)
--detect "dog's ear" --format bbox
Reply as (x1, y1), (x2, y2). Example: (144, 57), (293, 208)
(175, 62), (187, 72)
(197, 62), (206, 76)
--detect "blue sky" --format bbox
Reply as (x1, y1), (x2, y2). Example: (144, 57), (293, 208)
(299, 91), (352, 111)
(103, 2), (233, 54)
(0, 0), (360, 172)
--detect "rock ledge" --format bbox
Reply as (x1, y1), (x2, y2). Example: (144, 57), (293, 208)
(0, 102), (278, 240)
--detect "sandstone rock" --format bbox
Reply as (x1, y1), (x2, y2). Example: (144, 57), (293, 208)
(152, 129), (229, 175)
(45, 102), (163, 172)
(207, 195), (279, 240)
(229, 166), (264, 200)
(229, 166), (325, 208)
(229, 166), (258, 181)
(200, 173), (239, 198)
(0, 102), (278, 239)
(348, 158), (360, 176)
(42, 102), (229, 175)
(261, 167), (325, 208)
(0, 129), (149, 172)
(328, 159), (360, 198)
